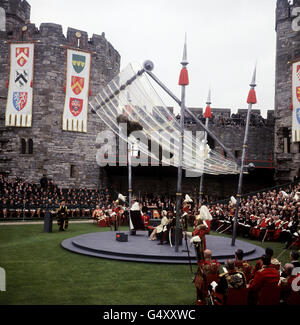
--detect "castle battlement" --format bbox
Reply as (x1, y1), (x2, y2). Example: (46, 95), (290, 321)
(183, 107), (274, 126)
(0, 0), (121, 188)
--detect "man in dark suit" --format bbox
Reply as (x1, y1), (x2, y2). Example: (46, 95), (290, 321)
(40, 174), (48, 190)
(56, 200), (69, 231)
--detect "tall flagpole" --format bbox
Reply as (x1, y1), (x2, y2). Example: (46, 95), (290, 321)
(199, 89), (212, 206)
(231, 65), (257, 246)
(175, 34), (189, 252)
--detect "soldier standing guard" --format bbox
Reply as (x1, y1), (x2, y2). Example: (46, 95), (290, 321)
(193, 249), (220, 305)
(185, 205), (212, 260)
(112, 193), (126, 231)
(56, 200), (69, 231)
(182, 194), (193, 225)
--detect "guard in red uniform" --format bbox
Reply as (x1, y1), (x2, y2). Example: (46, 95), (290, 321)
(141, 210), (150, 227)
(213, 259), (247, 305)
(251, 247), (280, 279)
(194, 249), (220, 305)
(273, 216), (283, 241)
(182, 194), (193, 225)
(248, 254), (280, 304)
(112, 193), (126, 230)
(192, 219), (208, 251)
(234, 249), (252, 284)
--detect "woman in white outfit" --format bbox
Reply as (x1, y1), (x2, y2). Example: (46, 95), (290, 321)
(149, 210), (169, 240)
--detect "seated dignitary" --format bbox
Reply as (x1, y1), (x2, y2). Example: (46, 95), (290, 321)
(149, 210), (168, 242)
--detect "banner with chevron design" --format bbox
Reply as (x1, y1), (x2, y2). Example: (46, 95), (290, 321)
(63, 48), (91, 132)
(5, 43), (34, 127)
(292, 60), (300, 142)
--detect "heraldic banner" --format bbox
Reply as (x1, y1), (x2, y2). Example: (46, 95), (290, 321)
(292, 60), (300, 142)
(63, 49), (91, 133)
(5, 43), (34, 127)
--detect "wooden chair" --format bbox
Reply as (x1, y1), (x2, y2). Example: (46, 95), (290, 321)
(257, 286), (281, 305)
(226, 288), (248, 305)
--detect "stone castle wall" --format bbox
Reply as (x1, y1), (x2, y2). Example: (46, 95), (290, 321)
(275, 0), (300, 182)
(184, 107), (275, 165)
(0, 0), (276, 196)
(0, 0), (120, 188)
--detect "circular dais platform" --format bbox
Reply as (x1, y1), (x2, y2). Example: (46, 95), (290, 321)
(61, 230), (265, 264)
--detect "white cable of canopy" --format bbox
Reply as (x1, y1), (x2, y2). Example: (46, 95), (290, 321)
(89, 63), (239, 175)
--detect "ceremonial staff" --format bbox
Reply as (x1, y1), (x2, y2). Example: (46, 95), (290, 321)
(199, 90), (212, 206)
(128, 143), (132, 214)
(231, 65), (257, 246)
(175, 35), (189, 252)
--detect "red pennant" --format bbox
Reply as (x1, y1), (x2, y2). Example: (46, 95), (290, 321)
(204, 105), (212, 119)
(30, 80), (33, 88)
(89, 88), (92, 97)
(63, 84), (66, 93)
(178, 67), (189, 86)
(290, 103), (293, 111)
(247, 88), (257, 104)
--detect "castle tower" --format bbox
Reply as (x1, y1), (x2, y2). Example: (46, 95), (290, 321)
(0, 0), (30, 31)
(0, 0), (120, 188)
(274, 0), (300, 182)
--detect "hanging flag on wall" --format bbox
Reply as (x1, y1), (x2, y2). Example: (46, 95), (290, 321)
(63, 48), (91, 132)
(5, 43), (34, 127)
(292, 60), (300, 142)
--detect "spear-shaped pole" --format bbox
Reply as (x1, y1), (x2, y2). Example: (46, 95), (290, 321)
(127, 93), (133, 212)
(231, 65), (257, 246)
(199, 89), (212, 206)
(175, 35), (189, 252)
(128, 143), (132, 210)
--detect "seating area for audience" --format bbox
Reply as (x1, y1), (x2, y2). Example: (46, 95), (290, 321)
(194, 248), (300, 305)
(1, 175), (299, 250)
(209, 181), (300, 248)
(0, 174), (112, 220)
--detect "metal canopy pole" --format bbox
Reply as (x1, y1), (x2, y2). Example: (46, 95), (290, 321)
(91, 62), (239, 167)
(144, 69), (239, 166)
(231, 65), (257, 246)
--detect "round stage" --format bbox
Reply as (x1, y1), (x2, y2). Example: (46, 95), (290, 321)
(61, 231), (265, 264)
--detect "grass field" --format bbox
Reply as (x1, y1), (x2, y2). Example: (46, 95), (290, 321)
(0, 223), (292, 305)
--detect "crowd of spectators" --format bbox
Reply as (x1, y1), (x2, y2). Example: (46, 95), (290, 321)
(0, 173), (299, 250)
(194, 247), (300, 305)
(0, 174), (113, 219)
(209, 182), (300, 248)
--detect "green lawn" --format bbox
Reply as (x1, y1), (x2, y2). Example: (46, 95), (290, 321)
(0, 223), (291, 305)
